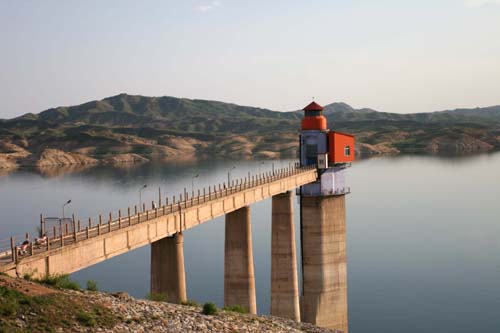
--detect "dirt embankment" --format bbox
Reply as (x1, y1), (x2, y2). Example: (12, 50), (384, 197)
(0, 275), (339, 333)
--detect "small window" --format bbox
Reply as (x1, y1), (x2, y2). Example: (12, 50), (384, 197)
(344, 145), (351, 156)
(306, 144), (318, 159)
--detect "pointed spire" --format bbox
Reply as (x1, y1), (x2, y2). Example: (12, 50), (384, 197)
(303, 101), (324, 111)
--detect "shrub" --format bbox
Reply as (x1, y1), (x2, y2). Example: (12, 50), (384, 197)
(147, 292), (167, 302)
(223, 304), (248, 314)
(86, 280), (98, 292)
(76, 311), (96, 327)
(35, 274), (80, 291)
(202, 302), (218, 315)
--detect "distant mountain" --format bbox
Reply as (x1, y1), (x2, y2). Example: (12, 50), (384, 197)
(1, 94), (499, 169)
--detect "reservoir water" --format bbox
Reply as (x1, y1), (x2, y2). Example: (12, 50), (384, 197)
(1, 153), (499, 333)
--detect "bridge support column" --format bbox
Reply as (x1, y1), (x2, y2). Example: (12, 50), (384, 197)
(271, 191), (300, 321)
(300, 195), (348, 332)
(150, 232), (187, 304)
(224, 206), (257, 314)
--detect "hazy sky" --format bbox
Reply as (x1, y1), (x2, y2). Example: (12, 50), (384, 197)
(1, 0), (499, 118)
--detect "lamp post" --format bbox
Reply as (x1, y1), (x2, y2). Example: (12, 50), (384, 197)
(139, 184), (147, 212)
(191, 174), (199, 194)
(228, 166), (236, 186)
(62, 199), (71, 221)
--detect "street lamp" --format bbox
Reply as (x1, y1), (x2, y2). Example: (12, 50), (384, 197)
(191, 174), (199, 194)
(228, 166), (236, 186)
(139, 184), (147, 212)
(62, 199), (71, 220)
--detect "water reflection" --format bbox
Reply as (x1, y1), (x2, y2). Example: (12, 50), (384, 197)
(1, 153), (500, 332)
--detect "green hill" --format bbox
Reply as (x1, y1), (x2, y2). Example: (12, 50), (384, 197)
(1, 94), (499, 169)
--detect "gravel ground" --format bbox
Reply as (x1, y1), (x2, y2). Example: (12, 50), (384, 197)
(71, 290), (339, 333)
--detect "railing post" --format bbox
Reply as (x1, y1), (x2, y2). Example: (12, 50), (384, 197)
(73, 220), (77, 241)
(108, 213), (112, 232)
(98, 223), (101, 236)
(158, 187), (162, 207)
(53, 226), (56, 239)
(77, 219), (81, 232)
(88, 217), (92, 229)
(128, 207), (131, 226)
(134, 205), (138, 215)
(40, 214), (44, 237)
(143, 203), (146, 213)
(86, 226), (89, 239)
(59, 220), (64, 247)
(118, 210), (122, 228)
(146, 210), (149, 220)
(10, 237), (15, 262)
(99, 214), (102, 226)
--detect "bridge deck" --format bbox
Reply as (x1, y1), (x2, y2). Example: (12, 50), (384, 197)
(0, 165), (317, 278)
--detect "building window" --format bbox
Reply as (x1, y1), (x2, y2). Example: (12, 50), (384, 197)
(344, 145), (351, 156)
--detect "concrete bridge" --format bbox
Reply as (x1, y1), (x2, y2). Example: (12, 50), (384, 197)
(0, 163), (349, 332)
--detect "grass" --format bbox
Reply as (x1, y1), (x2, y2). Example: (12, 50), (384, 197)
(34, 274), (80, 291)
(202, 302), (218, 316)
(223, 304), (248, 314)
(147, 292), (168, 302)
(0, 285), (117, 332)
(181, 299), (199, 307)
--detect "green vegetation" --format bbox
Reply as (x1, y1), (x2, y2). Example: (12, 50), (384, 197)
(0, 286), (116, 332)
(147, 292), (168, 302)
(86, 280), (98, 292)
(223, 304), (248, 314)
(34, 274), (80, 291)
(76, 311), (97, 327)
(202, 302), (218, 315)
(181, 299), (199, 307)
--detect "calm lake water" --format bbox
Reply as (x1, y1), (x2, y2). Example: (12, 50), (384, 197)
(1, 154), (499, 333)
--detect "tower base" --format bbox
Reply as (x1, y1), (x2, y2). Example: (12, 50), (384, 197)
(300, 194), (348, 332)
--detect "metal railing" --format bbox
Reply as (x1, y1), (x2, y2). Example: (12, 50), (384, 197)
(0, 163), (317, 266)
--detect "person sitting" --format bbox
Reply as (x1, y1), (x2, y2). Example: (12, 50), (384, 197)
(35, 233), (48, 246)
(18, 239), (30, 255)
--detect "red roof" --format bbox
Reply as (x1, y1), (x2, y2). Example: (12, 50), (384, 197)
(303, 101), (324, 111)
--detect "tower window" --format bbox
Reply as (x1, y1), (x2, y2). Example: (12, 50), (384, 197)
(344, 145), (351, 156)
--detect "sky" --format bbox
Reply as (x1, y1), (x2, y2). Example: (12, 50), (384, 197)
(0, 0), (499, 118)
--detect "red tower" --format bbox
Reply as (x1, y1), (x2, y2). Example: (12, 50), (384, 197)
(299, 101), (355, 196)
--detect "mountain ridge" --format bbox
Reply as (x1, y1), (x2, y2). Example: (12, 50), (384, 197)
(1, 94), (499, 170)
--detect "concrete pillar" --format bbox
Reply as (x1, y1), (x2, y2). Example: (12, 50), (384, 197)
(224, 206), (257, 314)
(300, 195), (348, 332)
(271, 191), (300, 321)
(150, 232), (187, 304)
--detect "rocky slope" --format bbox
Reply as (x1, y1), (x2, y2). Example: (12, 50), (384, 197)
(0, 94), (499, 170)
(0, 275), (337, 333)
